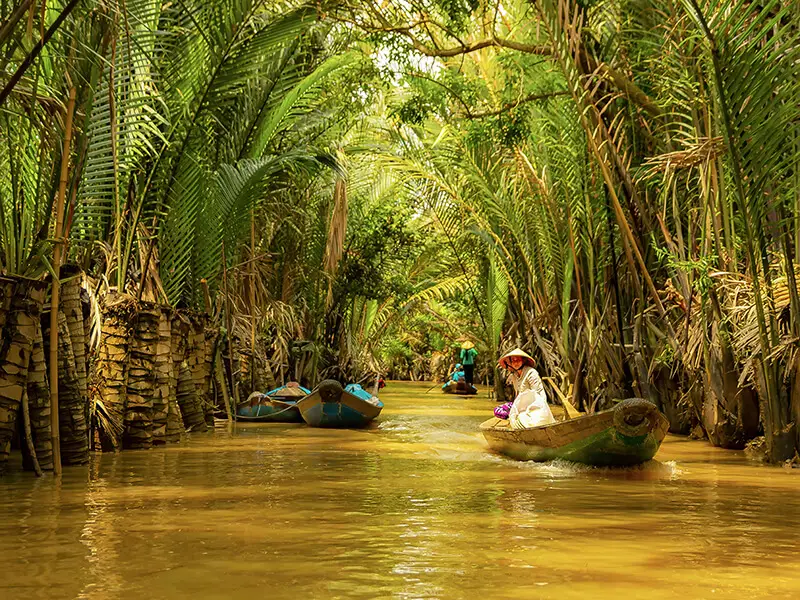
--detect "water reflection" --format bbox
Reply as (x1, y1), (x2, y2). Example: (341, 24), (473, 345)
(1, 381), (800, 599)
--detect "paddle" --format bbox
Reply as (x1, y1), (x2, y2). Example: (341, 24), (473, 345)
(424, 381), (441, 393)
(560, 397), (582, 420)
(544, 378), (582, 420)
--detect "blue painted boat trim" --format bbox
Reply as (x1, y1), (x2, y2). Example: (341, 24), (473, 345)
(344, 383), (375, 401)
(297, 387), (383, 428)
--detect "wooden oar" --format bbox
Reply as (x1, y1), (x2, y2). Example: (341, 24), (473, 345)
(544, 378), (582, 420)
(560, 397), (582, 420)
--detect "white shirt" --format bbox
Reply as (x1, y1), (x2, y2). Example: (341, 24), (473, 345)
(510, 365), (545, 395)
(508, 366), (555, 429)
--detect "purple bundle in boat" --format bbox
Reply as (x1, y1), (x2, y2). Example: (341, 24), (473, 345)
(494, 402), (512, 419)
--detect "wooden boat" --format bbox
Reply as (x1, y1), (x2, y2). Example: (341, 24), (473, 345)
(235, 382), (310, 422)
(442, 378), (477, 395)
(480, 398), (669, 466)
(296, 380), (383, 428)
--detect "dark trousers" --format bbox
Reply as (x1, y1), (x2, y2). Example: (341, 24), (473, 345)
(463, 364), (475, 385)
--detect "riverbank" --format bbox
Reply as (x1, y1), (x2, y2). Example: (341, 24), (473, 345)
(1, 381), (799, 600)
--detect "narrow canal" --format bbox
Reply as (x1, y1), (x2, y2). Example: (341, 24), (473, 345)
(2, 381), (799, 600)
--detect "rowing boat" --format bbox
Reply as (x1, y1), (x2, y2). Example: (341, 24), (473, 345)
(297, 380), (383, 428)
(442, 379), (477, 395)
(235, 382), (309, 422)
(480, 398), (669, 466)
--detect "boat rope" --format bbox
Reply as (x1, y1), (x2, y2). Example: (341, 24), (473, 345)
(266, 404), (298, 417)
(236, 400), (298, 420)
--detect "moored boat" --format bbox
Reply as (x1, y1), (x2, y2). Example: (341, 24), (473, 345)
(297, 380), (383, 428)
(480, 398), (669, 466)
(442, 379), (477, 395)
(235, 382), (310, 422)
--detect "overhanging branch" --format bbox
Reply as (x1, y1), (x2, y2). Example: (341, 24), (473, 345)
(463, 91), (570, 118)
(409, 35), (552, 57)
(329, 3), (660, 117)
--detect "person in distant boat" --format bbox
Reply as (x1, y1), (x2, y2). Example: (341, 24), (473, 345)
(451, 363), (465, 382)
(459, 341), (478, 385)
(493, 348), (555, 429)
(442, 364), (465, 390)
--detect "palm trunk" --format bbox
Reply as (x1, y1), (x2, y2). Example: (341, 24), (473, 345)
(0, 277), (15, 329)
(60, 265), (88, 431)
(42, 309), (89, 465)
(755, 364), (795, 462)
(92, 293), (134, 451)
(215, 342), (233, 421)
(23, 315), (52, 471)
(175, 312), (206, 432)
(0, 275), (18, 471)
(703, 335), (760, 449)
(187, 314), (211, 427)
(202, 323), (218, 425)
(649, 364), (693, 435)
(252, 344), (268, 397)
(82, 290), (92, 437)
(123, 305), (159, 450)
(166, 312), (187, 442)
(0, 277), (46, 473)
(152, 307), (172, 444)
(238, 350), (252, 399)
(177, 361), (206, 432)
(20, 391), (42, 476)
(792, 361), (800, 454)
(82, 290), (91, 367)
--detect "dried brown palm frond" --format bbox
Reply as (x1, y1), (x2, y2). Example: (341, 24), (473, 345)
(136, 224), (169, 304)
(323, 178), (348, 310)
(261, 301), (301, 379)
(704, 265), (800, 386)
(639, 137), (725, 180)
(684, 316), (707, 372)
(92, 397), (123, 444)
(82, 274), (104, 353)
(661, 278), (701, 315)
(92, 241), (117, 293)
(769, 267), (800, 316)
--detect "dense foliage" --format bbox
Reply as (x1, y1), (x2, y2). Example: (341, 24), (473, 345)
(4, 0), (800, 461)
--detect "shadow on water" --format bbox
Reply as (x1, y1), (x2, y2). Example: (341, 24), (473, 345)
(1, 381), (800, 600)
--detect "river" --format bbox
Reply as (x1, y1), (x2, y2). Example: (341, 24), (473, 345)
(1, 381), (799, 599)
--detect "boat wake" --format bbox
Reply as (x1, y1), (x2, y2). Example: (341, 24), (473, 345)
(514, 457), (683, 480)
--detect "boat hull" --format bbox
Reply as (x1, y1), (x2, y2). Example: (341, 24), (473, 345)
(236, 399), (303, 422)
(297, 381), (383, 428)
(480, 398), (669, 466)
(235, 384), (309, 422)
(442, 380), (477, 395)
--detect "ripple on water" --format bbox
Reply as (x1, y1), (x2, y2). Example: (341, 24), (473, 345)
(510, 457), (684, 481)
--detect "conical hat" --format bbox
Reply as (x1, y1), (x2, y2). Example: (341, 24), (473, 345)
(498, 348), (535, 369)
(461, 341), (475, 350)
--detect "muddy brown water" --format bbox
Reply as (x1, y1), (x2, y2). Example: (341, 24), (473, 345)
(2, 381), (800, 600)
